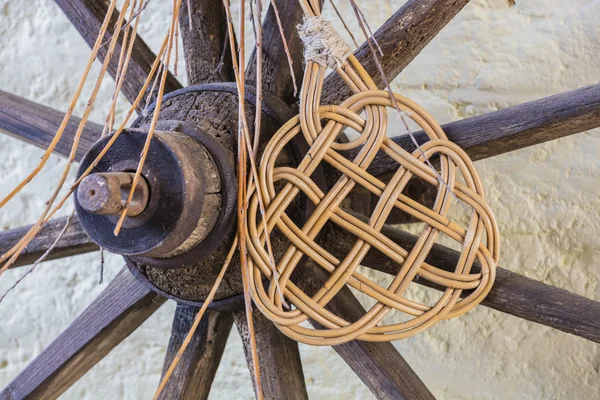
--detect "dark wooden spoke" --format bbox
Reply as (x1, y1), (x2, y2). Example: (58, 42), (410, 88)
(295, 263), (435, 400)
(0, 215), (98, 269)
(54, 0), (183, 111)
(0, 90), (102, 161)
(483, 269), (600, 343)
(157, 306), (233, 400)
(233, 308), (308, 400)
(178, 0), (234, 85)
(324, 218), (600, 344)
(359, 83), (600, 179)
(0, 268), (165, 400)
(247, 0), (309, 106)
(320, 0), (471, 106)
(350, 83), (600, 223)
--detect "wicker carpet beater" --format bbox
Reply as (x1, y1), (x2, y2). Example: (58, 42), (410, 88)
(243, 0), (500, 345)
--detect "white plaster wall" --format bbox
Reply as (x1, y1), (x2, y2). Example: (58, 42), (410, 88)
(0, 0), (599, 399)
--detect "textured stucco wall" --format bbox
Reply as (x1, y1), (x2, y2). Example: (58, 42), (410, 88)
(1, 0), (599, 399)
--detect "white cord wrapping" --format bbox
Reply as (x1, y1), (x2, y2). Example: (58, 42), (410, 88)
(298, 16), (351, 68)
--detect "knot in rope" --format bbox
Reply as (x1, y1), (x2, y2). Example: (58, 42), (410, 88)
(298, 16), (351, 68)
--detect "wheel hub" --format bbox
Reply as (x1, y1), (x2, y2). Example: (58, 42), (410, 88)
(76, 122), (235, 259)
(75, 84), (295, 309)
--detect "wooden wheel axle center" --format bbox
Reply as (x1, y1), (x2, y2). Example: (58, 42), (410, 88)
(75, 124), (231, 262)
(77, 172), (150, 217)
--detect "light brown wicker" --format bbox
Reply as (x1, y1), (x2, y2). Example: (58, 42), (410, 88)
(243, 0), (499, 345)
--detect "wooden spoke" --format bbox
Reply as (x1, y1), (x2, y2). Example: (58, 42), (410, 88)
(324, 218), (600, 344)
(0, 268), (165, 400)
(295, 263), (435, 400)
(157, 306), (233, 400)
(233, 308), (308, 400)
(178, 0), (234, 85)
(54, 0), (183, 111)
(358, 83), (600, 179)
(0, 90), (102, 161)
(320, 0), (470, 106)
(246, 0), (309, 106)
(348, 83), (600, 223)
(0, 215), (98, 269)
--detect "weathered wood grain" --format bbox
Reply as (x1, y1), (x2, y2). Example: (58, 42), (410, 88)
(358, 83), (600, 179)
(233, 308), (308, 400)
(0, 90), (102, 161)
(0, 268), (165, 400)
(178, 0), (234, 85)
(157, 306), (233, 400)
(0, 215), (98, 269)
(320, 0), (470, 106)
(54, 0), (182, 111)
(246, 0), (308, 107)
(324, 217), (600, 344)
(295, 263), (436, 400)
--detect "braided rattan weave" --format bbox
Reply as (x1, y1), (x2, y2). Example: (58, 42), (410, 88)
(243, 1), (499, 345)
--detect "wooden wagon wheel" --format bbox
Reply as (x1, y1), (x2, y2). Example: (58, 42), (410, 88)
(0, 1), (599, 399)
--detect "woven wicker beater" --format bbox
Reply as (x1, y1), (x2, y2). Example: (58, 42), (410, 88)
(243, 1), (499, 345)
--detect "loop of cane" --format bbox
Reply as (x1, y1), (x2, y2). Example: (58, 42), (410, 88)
(243, 3), (499, 345)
